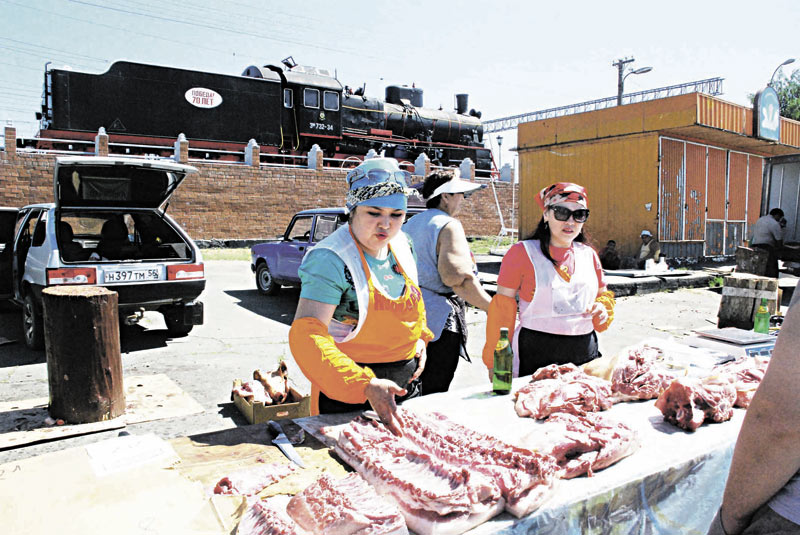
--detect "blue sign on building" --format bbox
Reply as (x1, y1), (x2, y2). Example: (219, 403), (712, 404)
(754, 86), (781, 141)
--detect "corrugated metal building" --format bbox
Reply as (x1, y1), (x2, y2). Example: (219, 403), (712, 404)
(517, 93), (800, 260)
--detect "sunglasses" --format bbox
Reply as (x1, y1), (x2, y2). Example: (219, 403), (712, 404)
(550, 205), (590, 223)
(346, 167), (410, 190)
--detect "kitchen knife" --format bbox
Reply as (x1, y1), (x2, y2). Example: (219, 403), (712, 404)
(267, 420), (305, 468)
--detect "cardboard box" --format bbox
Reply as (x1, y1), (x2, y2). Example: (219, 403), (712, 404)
(232, 379), (311, 423)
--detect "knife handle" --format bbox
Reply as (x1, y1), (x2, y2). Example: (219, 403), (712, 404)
(267, 420), (284, 436)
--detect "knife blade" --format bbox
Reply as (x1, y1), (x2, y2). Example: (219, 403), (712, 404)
(267, 420), (305, 468)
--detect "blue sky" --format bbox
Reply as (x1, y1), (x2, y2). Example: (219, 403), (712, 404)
(1, 0), (799, 167)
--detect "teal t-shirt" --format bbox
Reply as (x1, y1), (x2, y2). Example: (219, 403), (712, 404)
(298, 245), (408, 324)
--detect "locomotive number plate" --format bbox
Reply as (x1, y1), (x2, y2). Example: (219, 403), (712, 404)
(105, 268), (161, 283)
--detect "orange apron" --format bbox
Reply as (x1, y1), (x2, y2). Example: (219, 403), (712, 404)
(309, 240), (428, 415)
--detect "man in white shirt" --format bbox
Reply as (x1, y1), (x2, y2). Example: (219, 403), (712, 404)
(751, 208), (784, 278)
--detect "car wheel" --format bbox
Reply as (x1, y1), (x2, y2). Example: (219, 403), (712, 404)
(256, 263), (280, 295)
(23, 293), (45, 350)
(162, 306), (193, 337)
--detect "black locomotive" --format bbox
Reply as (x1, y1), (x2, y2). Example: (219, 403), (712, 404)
(31, 58), (491, 172)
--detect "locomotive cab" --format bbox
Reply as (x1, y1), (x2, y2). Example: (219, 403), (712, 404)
(243, 64), (343, 154)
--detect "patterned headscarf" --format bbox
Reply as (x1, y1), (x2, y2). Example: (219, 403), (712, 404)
(344, 157), (415, 211)
(536, 182), (588, 211)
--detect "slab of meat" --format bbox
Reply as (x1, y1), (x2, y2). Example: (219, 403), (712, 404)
(514, 367), (613, 420)
(654, 378), (737, 431)
(706, 357), (769, 408)
(399, 410), (559, 517)
(286, 473), (409, 535)
(530, 363), (582, 381)
(335, 416), (505, 535)
(213, 462), (295, 496)
(232, 380), (272, 404)
(236, 498), (309, 535)
(610, 345), (680, 402)
(521, 412), (640, 478)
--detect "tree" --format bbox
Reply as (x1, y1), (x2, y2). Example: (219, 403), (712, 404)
(748, 69), (800, 121)
(772, 70), (800, 120)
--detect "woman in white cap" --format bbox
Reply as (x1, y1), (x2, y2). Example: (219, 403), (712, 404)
(288, 157), (432, 436)
(403, 169), (492, 395)
(482, 182), (615, 378)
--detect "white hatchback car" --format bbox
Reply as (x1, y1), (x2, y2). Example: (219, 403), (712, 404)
(1, 156), (206, 349)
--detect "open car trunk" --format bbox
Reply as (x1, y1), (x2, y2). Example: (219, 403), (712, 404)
(58, 210), (193, 263)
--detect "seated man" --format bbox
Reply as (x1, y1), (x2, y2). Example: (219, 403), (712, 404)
(598, 240), (621, 270)
(637, 230), (660, 269)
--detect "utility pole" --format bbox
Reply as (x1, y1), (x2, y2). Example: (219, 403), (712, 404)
(613, 57), (635, 106)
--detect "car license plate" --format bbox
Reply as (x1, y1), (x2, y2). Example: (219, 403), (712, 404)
(104, 268), (161, 283)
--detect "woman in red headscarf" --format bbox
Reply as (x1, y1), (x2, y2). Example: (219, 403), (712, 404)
(482, 182), (615, 378)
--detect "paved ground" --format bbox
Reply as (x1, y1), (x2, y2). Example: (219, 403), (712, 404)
(0, 259), (792, 465)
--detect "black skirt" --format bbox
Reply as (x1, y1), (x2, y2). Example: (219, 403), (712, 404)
(517, 327), (600, 377)
(318, 357), (421, 414)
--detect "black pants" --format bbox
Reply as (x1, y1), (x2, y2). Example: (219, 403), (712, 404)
(318, 358), (421, 414)
(517, 327), (600, 377)
(419, 329), (462, 395)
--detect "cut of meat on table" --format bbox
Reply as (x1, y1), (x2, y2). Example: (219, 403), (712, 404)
(705, 357), (769, 408)
(530, 363), (582, 381)
(654, 378), (737, 432)
(213, 462), (296, 496)
(514, 366), (614, 420)
(399, 409), (559, 518)
(520, 412), (640, 479)
(335, 415), (505, 535)
(232, 381), (272, 404)
(610, 345), (681, 402)
(287, 473), (409, 535)
(236, 498), (309, 535)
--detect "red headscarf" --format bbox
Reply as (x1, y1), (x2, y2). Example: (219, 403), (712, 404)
(536, 182), (588, 211)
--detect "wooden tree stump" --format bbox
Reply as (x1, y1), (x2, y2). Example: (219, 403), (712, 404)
(735, 246), (769, 276)
(43, 286), (124, 423)
(717, 273), (779, 330)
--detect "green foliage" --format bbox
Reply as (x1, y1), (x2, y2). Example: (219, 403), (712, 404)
(749, 69), (800, 120)
(709, 276), (724, 288)
(202, 247), (251, 261)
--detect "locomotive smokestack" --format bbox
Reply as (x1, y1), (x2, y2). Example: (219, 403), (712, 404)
(455, 94), (468, 115)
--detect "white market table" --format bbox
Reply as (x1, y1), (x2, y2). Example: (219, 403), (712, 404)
(297, 376), (742, 534)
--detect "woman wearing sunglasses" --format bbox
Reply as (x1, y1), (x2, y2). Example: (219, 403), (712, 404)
(481, 182), (615, 378)
(289, 158), (432, 437)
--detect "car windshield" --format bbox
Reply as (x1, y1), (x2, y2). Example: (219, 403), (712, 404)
(59, 211), (191, 262)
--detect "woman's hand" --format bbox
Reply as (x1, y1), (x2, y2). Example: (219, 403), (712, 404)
(408, 338), (427, 383)
(587, 301), (608, 326)
(487, 367), (494, 382)
(364, 378), (407, 437)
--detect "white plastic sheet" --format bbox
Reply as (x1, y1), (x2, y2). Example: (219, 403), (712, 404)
(300, 376), (741, 535)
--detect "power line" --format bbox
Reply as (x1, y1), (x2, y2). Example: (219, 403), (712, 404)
(0, 37), (109, 63)
(0, 59), (47, 72)
(66, 0), (384, 59)
(0, 45), (99, 71)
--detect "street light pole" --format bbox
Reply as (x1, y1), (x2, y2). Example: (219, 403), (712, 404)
(497, 135), (503, 171)
(613, 57), (653, 105)
(769, 58), (796, 86)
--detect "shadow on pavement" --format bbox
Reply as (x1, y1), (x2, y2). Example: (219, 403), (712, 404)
(225, 288), (300, 326)
(119, 324), (170, 353)
(0, 302), (45, 367)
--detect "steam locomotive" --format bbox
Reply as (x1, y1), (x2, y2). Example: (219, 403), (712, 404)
(29, 58), (491, 171)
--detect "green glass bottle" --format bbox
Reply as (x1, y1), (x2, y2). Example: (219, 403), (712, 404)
(493, 327), (513, 394)
(753, 298), (770, 334)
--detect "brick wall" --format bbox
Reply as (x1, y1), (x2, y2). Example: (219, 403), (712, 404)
(0, 149), (518, 240)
